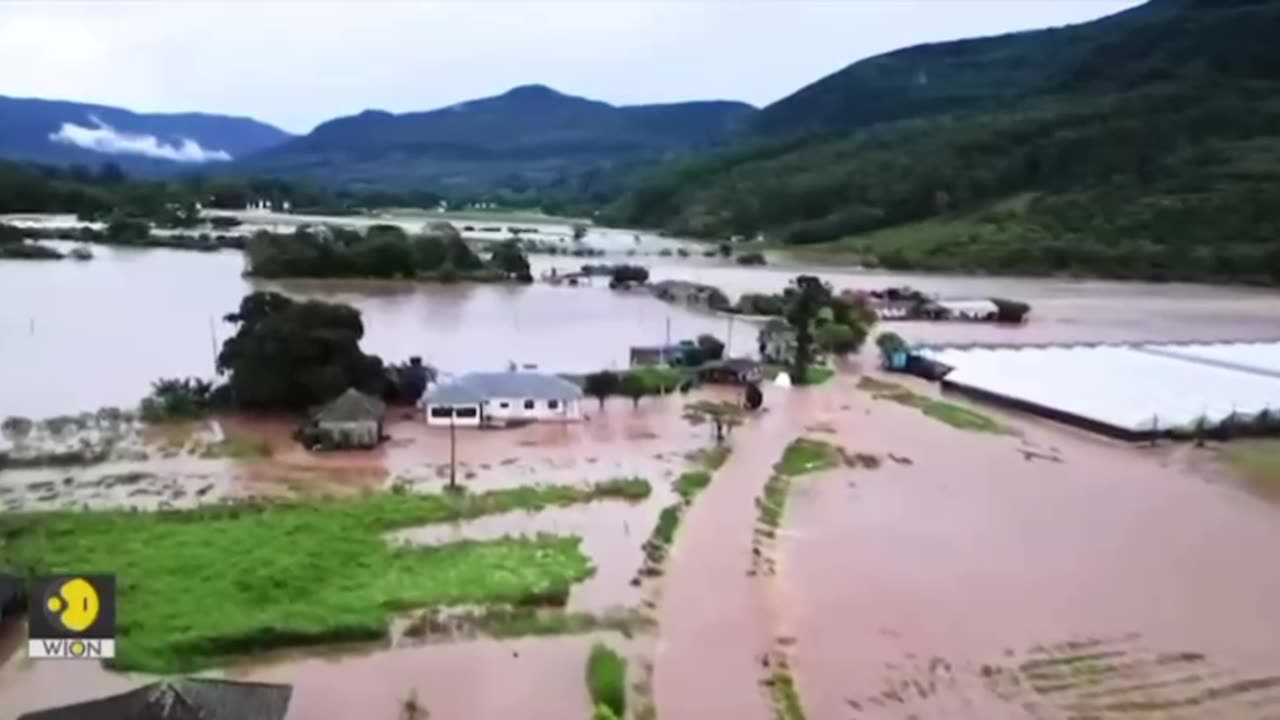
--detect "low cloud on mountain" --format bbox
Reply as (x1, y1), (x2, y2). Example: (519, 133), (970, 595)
(49, 116), (232, 163)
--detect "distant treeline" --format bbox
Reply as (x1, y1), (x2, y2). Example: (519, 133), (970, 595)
(0, 158), (468, 220)
(244, 222), (533, 282)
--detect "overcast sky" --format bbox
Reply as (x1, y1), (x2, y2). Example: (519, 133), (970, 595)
(0, 1), (1143, 134)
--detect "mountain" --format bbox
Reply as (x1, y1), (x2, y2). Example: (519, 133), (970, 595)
(605, 0), (1280, 285)
(239, 85), (756, 192)
(0, 95), (292, 172)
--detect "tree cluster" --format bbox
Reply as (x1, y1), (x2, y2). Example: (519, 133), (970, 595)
(216, 292), (388, 410)
(243, 222), (529, 281)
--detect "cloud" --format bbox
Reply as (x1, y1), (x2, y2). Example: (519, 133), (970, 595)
(48, 116), (232, 163)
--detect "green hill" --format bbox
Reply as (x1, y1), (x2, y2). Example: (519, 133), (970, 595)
(604, 0), (1280, 284)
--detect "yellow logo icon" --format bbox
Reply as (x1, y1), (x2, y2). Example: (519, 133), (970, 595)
(44, 577), (100, 633)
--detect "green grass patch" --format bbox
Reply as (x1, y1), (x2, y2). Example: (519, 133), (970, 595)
(674, 470), (712, 503)
(0, 479), (649, 672)
(804, 365), (835, 385)
(857, 377), (1006, 434)
(625, 365), (688, 394)
(1221, 441), (1280, 500)
(587, 642), (628, 718)
(768, 669), (808, 720)
(756, 474), (790, 532)
(694, 444), (732, 471)
(775, 438), (842, 477)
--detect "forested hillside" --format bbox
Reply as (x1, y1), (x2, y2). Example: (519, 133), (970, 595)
(240, 85), (755, 194)
(604, 0), (1280, 283)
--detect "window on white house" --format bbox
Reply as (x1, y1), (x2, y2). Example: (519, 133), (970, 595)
(429, 407), (453, 418)
(523, 399), (535, 410)
(547, 399), (560, 410)
(456, 407), (478, 418)
(499, 401), (510, 409)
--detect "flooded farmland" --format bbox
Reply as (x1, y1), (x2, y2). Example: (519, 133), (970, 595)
(4, 213), (1280, 719)
(770, 374), (1280, 719)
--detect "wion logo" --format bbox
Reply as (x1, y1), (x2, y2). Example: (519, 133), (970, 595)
(28, 574), (117, 660)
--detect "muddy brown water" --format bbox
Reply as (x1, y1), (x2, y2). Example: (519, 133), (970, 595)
(5, 229), (1280, 418)
(0, 624), (637, 720)
(773, 374), (1280, 719)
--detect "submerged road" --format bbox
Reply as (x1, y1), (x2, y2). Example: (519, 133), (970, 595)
(653, 386), (811, 720)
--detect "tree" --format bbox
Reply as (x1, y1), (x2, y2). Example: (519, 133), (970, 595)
(106, 216), (151, 244)
(784, 275), (831, 384)
(619, 372), (648, 409)
(139, 377), (215, 421)
(696, 334), (725, 362)
(217, 291), (387, 410)
(876, 332), (908, 354)
(572, 222), (589, 241)
(815, 322), (866, 355)
(683, 400), (746, 444)
(386, 356), (435, 405)
(489, 239), (533, 282)
(583, 371), (620, 409)
(609, 264), (649, 287)
(0, 222), (22, 245)
(422, 220), (460, 243)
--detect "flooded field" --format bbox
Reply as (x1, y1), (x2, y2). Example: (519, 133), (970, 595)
(771, 374), (1280, 719)
(0, 392), (710, 719)
(5, 212), (1280, 719)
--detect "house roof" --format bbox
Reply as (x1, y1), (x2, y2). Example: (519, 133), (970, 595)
(18, 678), (292, 720)
(425, 372), (584, 405)
(313, 388), (386, 423)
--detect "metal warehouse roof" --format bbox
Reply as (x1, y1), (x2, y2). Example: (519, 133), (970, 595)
(923, 342), (1280, 432)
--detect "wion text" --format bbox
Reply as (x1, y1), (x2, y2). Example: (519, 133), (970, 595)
(28, 638), (118, 659)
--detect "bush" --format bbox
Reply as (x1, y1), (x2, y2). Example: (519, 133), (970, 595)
(586, 643), (627, 718)
(140, 377), (215, 421)
(736, 251), (767, 266)
(876, 332), (908, 354)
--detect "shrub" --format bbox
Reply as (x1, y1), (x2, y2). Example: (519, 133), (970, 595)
(876, 332), (908, 354)
(586, 643), (627, 718)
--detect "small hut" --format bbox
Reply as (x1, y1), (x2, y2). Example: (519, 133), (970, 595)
(301, 388), (386, 450)
(18, 678), (292, 720)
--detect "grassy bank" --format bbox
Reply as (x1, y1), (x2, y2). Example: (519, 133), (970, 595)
(767, 668), (808, 720)
(774, 437), (843, 476)
(587, 643), (628, 719)
(858, 377), (1006, 434)
(0, 479), (649, 672)
(1221, 441), (1280, 500)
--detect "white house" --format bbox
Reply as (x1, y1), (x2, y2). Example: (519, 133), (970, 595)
(422, 372), (584, 427)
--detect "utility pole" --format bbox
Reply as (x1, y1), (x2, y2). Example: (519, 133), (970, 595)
(448, 413), (457, 491)
(208, 316), (219, 374)
(664, 316), (672, 363)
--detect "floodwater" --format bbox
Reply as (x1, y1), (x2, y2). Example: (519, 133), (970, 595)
(0, 241), (738, 418)
(0, 625), (638, 720)
(772, 374), (1280, 719)
(5, 212), (1280, 417)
